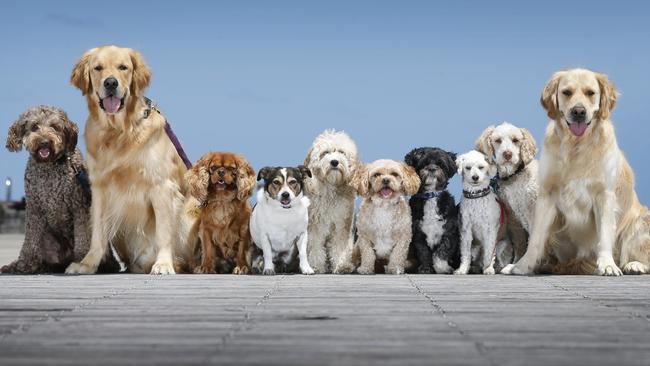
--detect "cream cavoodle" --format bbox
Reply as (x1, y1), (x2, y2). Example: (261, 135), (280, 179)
(303, 129), (360, 273)
(352, 159), (420, 274)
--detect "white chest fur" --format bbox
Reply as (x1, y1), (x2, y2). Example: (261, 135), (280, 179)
(420, 198), (446, 250)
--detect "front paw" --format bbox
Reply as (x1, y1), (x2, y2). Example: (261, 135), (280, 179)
(65, 262), (97, 275)
(386, 266), (404, 275)
(233, 266), (249, 275)
(417, 265), (433, 274)
(333, 261), (355, 274)
(501, 263), (532, 275)
(151, 261), (176, 275)
(300, 265), (315, 275)
(622, 261), (648, 275)
(596, 258), (622, 276)
(193, 265), (215, 274)
(262, 267), (276, 276)
(453, 266), (469, 275)
(483, 266), (495, 275)
(356, 265), (374, 275)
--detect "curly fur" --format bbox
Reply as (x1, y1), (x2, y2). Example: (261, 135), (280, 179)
(352, 159), (419, 274)
(2, 106), (117, 274)
(303, 129), (359, 273)
(186, 152), (255, 274)
(404, 147), (460, 274)
(475, 122), (539, 261)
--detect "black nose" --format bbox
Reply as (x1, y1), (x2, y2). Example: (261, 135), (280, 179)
(103, 77), (118, 90)
(472, 175), (479, 182)
(570, 106), (586, 122)
(281, 192), (290, 199)
(330, 160), (339, 167)
(38, 140), (50, 148)
(382, 178), (390, 185)
(218, 169), (225, 178)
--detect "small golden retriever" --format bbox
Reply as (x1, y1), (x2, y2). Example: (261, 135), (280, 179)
(503, 68), (650, 276)
(185, 152), (256, 274)
(65, 45), (192, 275)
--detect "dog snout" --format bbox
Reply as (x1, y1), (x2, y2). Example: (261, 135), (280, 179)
(330, 159), (339, 167)
(382, 178), (390, 185)
(217, 169), (225, 178)
(503, 151), (513, 161)
(281, 192), (290, 199)
(570, 105), (586, 122)
(472, 175), (479, 182)
(103, 77), (119, 91)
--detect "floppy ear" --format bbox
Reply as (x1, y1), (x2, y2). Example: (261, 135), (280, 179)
(257, 167), (272, 182)
(71, 48), (96, 95)
(129, 49), (152, 98)
(455, 155), (466, 177)
(404, 147), (426, 168)
(236, 156), (256, 201)
(351, 164), (369, 197)
(185, 155), (211, 202)
(540, 71), (564, 120)
(519, 128), (537, 165)
(595, 72), (619, 121)
(475, 126), (495, 160)
(6, 114), (27, 152)
(442, 150), (458, 178)
(298, 165), (312, 179)
(62, 112), (79, 153)
(401, 163), (421, 196)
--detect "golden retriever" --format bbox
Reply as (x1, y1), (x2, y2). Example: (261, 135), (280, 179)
(65, 45), (192, 275)
(503, 68), (650, 276)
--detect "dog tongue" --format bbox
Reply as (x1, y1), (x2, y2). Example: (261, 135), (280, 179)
(102, 96), (121, 114)
(569, 122), (588, 137)
(380, 187), (392, 198)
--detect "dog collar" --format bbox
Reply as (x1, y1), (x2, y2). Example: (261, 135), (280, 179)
(142, 96), (193, 169)
(462, 186), (492, 199)
(413, 191), (442, 200)
(497, 163), (524, 182)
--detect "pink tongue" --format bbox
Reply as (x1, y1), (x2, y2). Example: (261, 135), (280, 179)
(102, 96), (121, 113)
(569, 122), (588, 137)
(38, 148), (50, 158)
(380, 188), (392, 198)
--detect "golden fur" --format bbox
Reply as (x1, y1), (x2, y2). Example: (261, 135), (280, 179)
(65, 45), (193, 275)
(503, 68), (650, 276)
(185, 152), (255, 274)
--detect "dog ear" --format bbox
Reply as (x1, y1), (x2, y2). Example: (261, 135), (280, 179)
(442, 150), (458, 178)
(257, 167), (271, 182)
(129, 49), (152, 98)
(488, 157), (498, 178)
(540, 71), (565, 120)
(351, 164), (370, 197)
(6, 114), (27, 152)
(404, 147), (427, 168)
(401, 163), (421, 196)
(71, 48), (96, 95)
(595, 72), (619, 121)
(519, 128), (537, 165)
(185, 155), (211, 202)
(236, 156), (256, 201)
(297, 165), (312, 179)
(475, 126), (495, 160)
(62, 112), (79, 153)
(455, 155), (466, 177)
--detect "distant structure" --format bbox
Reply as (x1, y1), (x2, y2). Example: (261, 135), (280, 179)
(5, 177), (11, 202)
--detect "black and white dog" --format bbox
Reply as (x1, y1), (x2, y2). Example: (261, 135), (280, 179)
(404, 147), (460, 274)
(250, 166), (315, 275)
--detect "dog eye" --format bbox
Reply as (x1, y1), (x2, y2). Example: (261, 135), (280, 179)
(209, 166), (217, 172)
(512, 138), (519, 144)
(373, 173), (381, 178)
(118, 64), (128, 71)
(494, 138), (502, 144)
(51, 125), (61, 132)
(585, 90), (595, 96)
(562, 89), (572, 97)
(273, 180), (282, 185)
(391, 172), (399, 177)
(465, 166), (471, 171)
(30, 125), (39, 132)
(94, 65), (103, 72)
(478, 166), (484, 170)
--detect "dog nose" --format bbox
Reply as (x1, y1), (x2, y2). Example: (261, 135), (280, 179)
(570, 105), (586, 122)
(330, 160), (339, 167)
(38, 140), (50, 147)
(382, 178), (390, 185)
(281, 192), (290, 199)
(218, 169), (225, 178)
(103, 77), (118, 90)
(503, 151), (513, 161)
(472, 175), (479, 182)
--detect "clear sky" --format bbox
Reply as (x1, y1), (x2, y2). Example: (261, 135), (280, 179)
(1, 0), (649, 203)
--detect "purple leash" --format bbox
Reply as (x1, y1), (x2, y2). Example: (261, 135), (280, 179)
(164, 122), (192, 169)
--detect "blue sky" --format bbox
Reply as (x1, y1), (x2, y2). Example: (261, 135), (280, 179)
(1, 0), (649, 203)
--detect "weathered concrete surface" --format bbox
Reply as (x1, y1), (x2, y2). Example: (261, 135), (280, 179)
(1, 235), (649, 366)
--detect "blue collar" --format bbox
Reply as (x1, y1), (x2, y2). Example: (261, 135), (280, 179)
(413, 191), (442, 200)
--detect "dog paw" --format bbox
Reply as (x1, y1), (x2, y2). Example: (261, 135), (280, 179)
(193, 265), (215, 274)
(263, 267), (276, 276)
(483, 266), (495, 275)
(453, 265), (469, 275)
(596, 258), (623, 277)
(151, 261), (176, 275)
(300, 265), (315, 275)
(386, 266), (404, 275)
(333, 262), (355, 274)
(233, 266), (249, 275)
(622, 261), (648, 275)
(417, 265), (433, 274)
(356, 266), (374, 275)
(65, 262), (97, 275)
(501, 263), (532, 275)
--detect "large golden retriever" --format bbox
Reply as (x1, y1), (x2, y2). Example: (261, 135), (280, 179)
(65, 45), (192, 274)
(503, 68), (650, 276)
